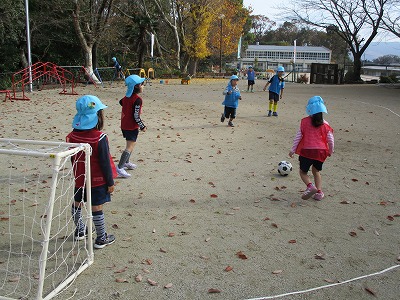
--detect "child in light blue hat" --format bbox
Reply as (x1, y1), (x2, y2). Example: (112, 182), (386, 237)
(220, 75), (242, 127)
(116, 75), (147, 178)
(289, 96), (334, 201)
(67, 95), (117, 249)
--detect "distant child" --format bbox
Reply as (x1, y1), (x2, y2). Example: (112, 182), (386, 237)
(220, 75), (242, 127)
(246, 66), (255, 92)
(111, 57), (124, 79)
(67, 95), (117, 249)
(116, 74), (147, 178)
(289, 96), (334, 201)
(263, 66), (285, 117)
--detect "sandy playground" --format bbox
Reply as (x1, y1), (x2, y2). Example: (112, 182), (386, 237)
(0, 78), (399, 300)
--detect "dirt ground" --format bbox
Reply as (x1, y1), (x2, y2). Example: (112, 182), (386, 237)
(0, 78), (399, 300)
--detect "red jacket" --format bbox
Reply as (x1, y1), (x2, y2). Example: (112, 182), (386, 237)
(120, 94), (145, 130)
(295, 116), (333, 162)
(66, 129), (117, 188)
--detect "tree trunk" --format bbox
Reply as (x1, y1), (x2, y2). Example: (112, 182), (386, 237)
(352, 53), (363, 82)
(188, 59), (198, 76)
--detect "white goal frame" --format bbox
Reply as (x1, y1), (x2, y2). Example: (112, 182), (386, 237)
(0, 138), (94, 300)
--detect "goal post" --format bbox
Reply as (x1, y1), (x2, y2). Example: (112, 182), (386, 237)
(0, 138), (94, 300)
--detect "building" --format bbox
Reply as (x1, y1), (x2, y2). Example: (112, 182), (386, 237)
(240, 44), (332, 73)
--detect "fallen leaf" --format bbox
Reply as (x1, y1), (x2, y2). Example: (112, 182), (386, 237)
(387, 216), (394, 221)
(236, 251), (248, 260)
(357, 226), (365, 231)
(290, 202), (297, 208)
(288, 240), (297, 244)
(170, 216), (177, 220)
(142, 268), (150, 274)
(189, 199), (196, 203)
(112, 224), (119, 229)
(351, 178), (359, 182)
(205, 237), (211, 242)
(8, 276), (20, 282)
(314, 253), (326, 260)
(272, 270), (283, 274)
(114, 267), (127, 273)
(168, 232), (175, 237)
(210, 194), (218, 198)
(145, 259), (153, 265)
(271, 223), (278, 228)
(147, 278), (158, 286)
(19, 189), (28, 192)
(349, 231), (357, 237)
(160, 248), (167, 253)
(115, 278), (128, 283)
(232, 207), (240, 210)
(324, 278), (338, 283)
(365, 287), (376, 296)
(164, 283), (173, 289)
(264, 217), (271, 221)
(225, 266), (233, 272)
(208, 288), (221, 293)
(0, 217), (9, 221)
(340, 200), (350, 204)
(135, 274), (142, 282)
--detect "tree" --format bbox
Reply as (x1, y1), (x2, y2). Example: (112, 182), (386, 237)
(251, 15), (276, 43)
(72, 0), (115, 82)
(381, 0), (400, 38)
(373, 54), (400, 64)
(285, 0), (389, 82)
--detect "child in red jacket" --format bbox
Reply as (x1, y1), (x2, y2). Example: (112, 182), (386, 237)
(289, 96), (334, 201)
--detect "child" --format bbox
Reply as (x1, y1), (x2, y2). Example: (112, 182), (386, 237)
(116, 74), (147, 178)
(263, 66), (285, 117)
(246, 66), (255, 92)
(289, 96), (334, 201)
(220, 75), (242, 127)
(111, 57), (124, 80)
(67, 95), (117, 249)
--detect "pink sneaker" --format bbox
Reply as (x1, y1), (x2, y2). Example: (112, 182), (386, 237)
(124, 162), (137, 170)
(301, 184), (318, 200)
(313, 191), (325, 201)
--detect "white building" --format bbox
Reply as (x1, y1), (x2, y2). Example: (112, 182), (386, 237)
(241, 44), (332, 72)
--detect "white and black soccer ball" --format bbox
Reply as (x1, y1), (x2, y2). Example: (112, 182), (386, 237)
(278, 161), (293, 176)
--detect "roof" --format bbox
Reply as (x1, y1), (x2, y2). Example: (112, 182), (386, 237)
(246, 44), (331, 53)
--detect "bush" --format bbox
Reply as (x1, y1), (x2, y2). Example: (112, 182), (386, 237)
(297, 74), (309, 84)
(379, 74), (399, 83)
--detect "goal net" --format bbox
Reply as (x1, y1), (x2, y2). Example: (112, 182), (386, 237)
(0, 138), (94, 300)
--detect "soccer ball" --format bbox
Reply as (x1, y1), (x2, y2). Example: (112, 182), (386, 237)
(278, 161), (293, 176)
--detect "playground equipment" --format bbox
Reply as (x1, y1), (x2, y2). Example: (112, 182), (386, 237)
(10, 62), (78, 100)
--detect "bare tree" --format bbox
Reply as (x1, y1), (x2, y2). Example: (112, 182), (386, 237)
(72, 0), (115, 82)
(381, 0), (400, 38)
(284, 0), (389, 82)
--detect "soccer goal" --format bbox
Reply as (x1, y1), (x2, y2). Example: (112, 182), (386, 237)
(0, 138), (94, 300)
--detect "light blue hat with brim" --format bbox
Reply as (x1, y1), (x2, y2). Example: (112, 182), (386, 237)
(72, 95), (107, 130)
(125, 75), (146, 97)
(230, 75), (239, 81)
(306, 96), (328, 115)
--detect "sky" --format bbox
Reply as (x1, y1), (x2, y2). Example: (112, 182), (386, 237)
(242, 0), (400, 60)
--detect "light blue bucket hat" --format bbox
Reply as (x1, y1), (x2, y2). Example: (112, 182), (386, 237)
(306, 96), (328, 115)
(125, 75), (146, 97)
(72, 95), (107, 130)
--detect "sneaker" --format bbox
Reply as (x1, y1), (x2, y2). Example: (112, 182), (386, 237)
(74, 227), (95, 241)
(228, 121), (234, 127)
(124, 162), (137, 170)
(301, 184), (318, 200)
(267, 110), (272, 117)
(313, 191), (325, 201)
(94, 233), (115, 249)
(251, 90), (254, 93)
(272, 112), (278, 117)
(220, 113), (225, 123)
(116, 167), (131, 178)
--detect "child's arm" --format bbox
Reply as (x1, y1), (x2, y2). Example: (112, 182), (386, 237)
(133, 98), (146, 131)
(97, 134), (115, 189)
(280, 88), (284, 99)
(289, 128), (302, 158)
(327, 131), (334, 155)
(263, 82), (269, 91)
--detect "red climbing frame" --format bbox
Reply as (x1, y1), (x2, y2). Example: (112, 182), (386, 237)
(11, 62), (78, 100)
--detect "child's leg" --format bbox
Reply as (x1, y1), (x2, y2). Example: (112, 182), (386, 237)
(92, 204), (106, 240)
(268, 100), (273, 111)
(118, 140), (136, 169)
(312, 165), (322, 191)
(299, 170), (311, 186)
(273, 100), (278, 112)
(72, 201), (85, 234)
